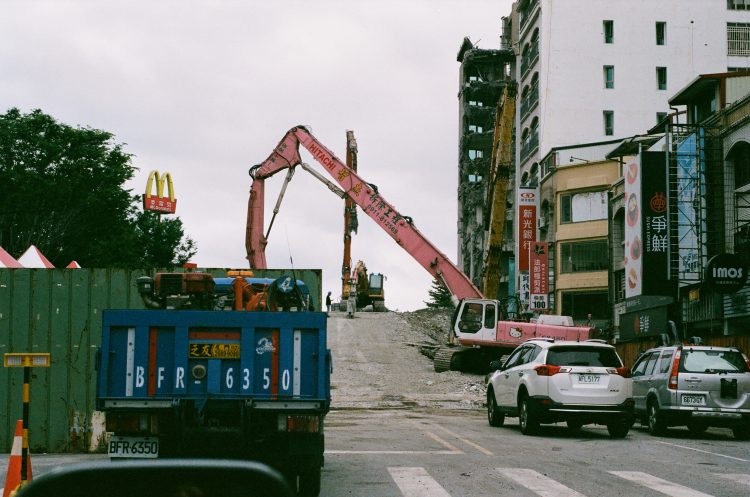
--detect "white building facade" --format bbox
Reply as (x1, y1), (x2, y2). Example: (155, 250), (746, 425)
(510, 0), (750, 186)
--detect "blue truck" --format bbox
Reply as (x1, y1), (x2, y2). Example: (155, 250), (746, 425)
(96, 273), (331, 496)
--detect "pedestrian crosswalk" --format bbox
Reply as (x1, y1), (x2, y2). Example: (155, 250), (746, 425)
(380, 467), (750, 497)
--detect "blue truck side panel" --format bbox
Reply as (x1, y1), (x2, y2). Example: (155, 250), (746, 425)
(97, 309), (330, 406)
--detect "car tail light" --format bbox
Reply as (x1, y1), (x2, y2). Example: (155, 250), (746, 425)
(607, 367), (631, 378)
(742, 352), (750, 371)
(535, 364), (561, 376)
(668, 349), (682, 390)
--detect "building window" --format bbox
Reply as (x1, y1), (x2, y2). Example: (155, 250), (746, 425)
(728, 23), (750, 56)
(656, 22), (666, 45)
(656, 112), (668, 124)
(603, 20), (614, 44)
(561, 240), (609, 273)
(468, 174), (483, 183)
(604, 65), (615, 89)
(468, 124), (483, 133)
(468, 100), (484, 107)
(560, 191), (608, 224)
(561, 291), (609, 321)
(603, 110), (614, 136)
(728, 1), (750, 11)
(656, 67), (667, 90)
(468, 149), (484, 160)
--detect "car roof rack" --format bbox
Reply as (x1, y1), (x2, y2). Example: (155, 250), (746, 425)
(585, 339), (608, 344)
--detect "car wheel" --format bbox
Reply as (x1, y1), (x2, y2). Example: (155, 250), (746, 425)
(487, 391), (505, 427)
(647, 401), (666, 436)
(732, 423), (750, 441)
(519, 396), (539, 435)
(607, 419), (630, 439)
(566, 420), (583, 431)
(687, 421), (708, 436)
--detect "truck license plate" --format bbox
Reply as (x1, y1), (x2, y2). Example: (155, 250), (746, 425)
(681, 394), (706, 406)
(108, 436), (159, 458)
(577, 374), (601, 383)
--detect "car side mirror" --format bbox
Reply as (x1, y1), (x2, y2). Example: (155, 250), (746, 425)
(16, 459), (294, 497)
(458, 320), (481, 333)
(489, 360), (504, 372)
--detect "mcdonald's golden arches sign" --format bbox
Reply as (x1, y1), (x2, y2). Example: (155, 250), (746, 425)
(143, 170), (177, 214)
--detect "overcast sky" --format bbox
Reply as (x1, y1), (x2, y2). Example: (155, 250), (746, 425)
(1, 0), (513, 311)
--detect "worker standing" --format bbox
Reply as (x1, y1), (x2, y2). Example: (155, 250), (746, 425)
(326, 292), (332, 315)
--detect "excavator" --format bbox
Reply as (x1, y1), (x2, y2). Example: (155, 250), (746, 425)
(339, 132), (386, 312)
(245, 126), (596, 372)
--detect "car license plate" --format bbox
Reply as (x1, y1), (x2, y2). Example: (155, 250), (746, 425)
(681, 394), (706, 406)
(108, 436), (159, 458)
(577, 374), (600, 383)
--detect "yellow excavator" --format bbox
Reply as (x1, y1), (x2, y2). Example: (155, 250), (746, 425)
(482, 83), (517, 300)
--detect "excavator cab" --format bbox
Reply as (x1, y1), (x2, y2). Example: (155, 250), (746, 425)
(452, 299), (498, 343)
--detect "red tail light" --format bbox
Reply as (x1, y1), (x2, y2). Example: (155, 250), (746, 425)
(742, 352), (750, 371)
(668, 349), (682, 390)
(614, 367), (631, 378)
(535, 364), (561, 376)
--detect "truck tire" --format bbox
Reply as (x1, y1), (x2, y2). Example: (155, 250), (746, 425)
(373, 300), (386, 312)
(298, 465), (321, 496)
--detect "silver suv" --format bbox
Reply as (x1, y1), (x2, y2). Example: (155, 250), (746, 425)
(631, 344), (750, 439)
(486, 339), (634, 437)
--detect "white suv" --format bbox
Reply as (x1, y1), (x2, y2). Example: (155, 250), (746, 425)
(486, 339), (634, 437)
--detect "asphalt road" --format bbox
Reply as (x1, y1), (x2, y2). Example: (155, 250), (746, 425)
(2, 311), (749, 496)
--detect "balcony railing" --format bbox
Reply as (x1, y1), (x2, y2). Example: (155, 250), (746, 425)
(520, 42), (539, 78)
(520, 0), (539, 30)
(520, 132), (539, 162)
(520, 83), (539, 120)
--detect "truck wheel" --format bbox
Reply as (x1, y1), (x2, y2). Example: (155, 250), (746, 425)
(298, 465), (321, 496)
(519, 396), (539, 435)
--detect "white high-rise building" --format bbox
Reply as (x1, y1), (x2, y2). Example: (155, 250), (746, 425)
(508, 0), (750, 185)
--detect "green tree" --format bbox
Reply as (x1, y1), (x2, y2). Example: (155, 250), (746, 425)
(424, 278), (454, 309)
(0, 108), (196, 268)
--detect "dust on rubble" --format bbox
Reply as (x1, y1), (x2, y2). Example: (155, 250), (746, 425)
(391, 308), (486, 410)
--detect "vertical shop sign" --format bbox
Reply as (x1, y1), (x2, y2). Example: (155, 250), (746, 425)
(517, 187), (539, 272)
(529, 242), (549, 311)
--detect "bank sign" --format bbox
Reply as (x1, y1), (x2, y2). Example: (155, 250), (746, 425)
(705, 253), (748, 294)
(517, 187), (538, 272)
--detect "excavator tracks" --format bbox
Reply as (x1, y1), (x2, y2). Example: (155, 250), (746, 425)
(433, 347), (458, 372)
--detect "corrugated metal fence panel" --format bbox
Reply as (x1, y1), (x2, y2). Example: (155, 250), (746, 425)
(0, 267), (322, 453)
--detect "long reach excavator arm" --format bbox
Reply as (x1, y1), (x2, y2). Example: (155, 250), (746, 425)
(245, 126), (482, 301)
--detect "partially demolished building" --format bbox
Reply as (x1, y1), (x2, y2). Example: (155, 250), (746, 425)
(456, 36), (516, 297)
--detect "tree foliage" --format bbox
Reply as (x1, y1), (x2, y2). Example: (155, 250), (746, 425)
(0, 108), (196, 268)
(424, 278), (454, 309)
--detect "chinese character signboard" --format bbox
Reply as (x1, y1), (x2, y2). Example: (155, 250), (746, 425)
(517, 187), (538, 272)
(143, 170), (177, 214)
(519, 272), (530, 309)
(624, 152), (670, 298)
(641, 151), (671, 296)
(529, 242), (548, 311)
